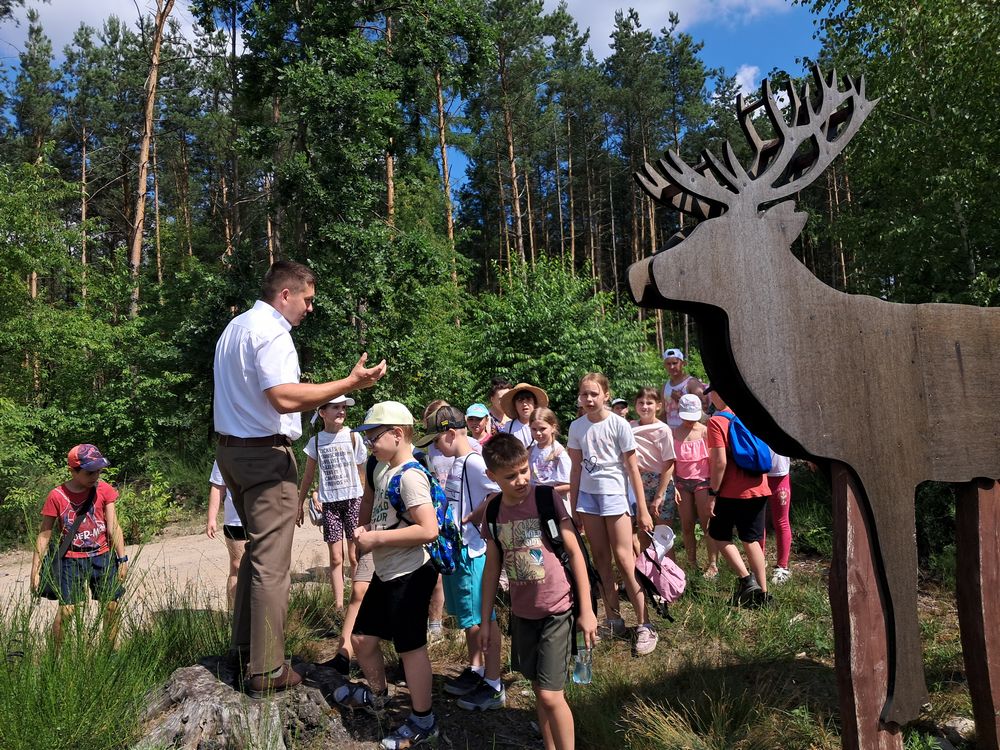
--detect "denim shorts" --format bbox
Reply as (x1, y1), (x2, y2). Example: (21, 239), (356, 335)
(576, 490), (631, 516)
(58, 552), (124, 605)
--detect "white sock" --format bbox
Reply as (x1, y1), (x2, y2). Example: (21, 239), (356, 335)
(484, 677), (502, 691)
(471, 664), (485, 677)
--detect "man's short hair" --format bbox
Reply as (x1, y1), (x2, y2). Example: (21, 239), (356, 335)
(261, 260), (316, 301)
(482, 433), (528, 472)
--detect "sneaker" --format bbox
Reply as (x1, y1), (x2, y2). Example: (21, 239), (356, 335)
(731, 574), (763, 607)
(443, 667), (483, 696)
(244, 663), (302, 699)
(333, 681), (388, 716)
(771, 567), (792, 585)
(380, 716), (439, 749)
(635, 625), (658, 656)
(457, 680), (506, 711)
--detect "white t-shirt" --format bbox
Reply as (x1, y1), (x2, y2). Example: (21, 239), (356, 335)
(304, 429), (367, 503)
(209, 461), (241, 527)
(568, 412), (636, 495)
(444, 453), (499, 557)
(370, 462), (432, 580)
(768, 450), (791, 478)
(530, 441), (571, 487)
(503, 418), (534, 448)
(213, 300), (302, 440)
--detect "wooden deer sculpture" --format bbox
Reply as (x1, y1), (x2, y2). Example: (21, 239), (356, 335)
(629, 66), (1000, 750)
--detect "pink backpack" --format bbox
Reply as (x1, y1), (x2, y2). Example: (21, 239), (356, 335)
(634, 543), (687, 620)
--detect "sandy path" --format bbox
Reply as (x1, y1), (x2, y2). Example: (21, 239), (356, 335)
(0, 527), (334, 629)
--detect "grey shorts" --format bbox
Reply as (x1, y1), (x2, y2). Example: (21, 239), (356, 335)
(576, 490), (631, 517)
(511, 608), (573, 691)
(352, 551), (375, 584)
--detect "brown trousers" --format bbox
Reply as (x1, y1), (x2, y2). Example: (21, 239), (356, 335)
(215, 443), (298, 675)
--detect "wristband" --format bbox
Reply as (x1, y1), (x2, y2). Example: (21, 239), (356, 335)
(116, 555), (129, 564)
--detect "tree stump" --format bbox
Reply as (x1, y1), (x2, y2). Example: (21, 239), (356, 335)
(135, 658), (355, 750)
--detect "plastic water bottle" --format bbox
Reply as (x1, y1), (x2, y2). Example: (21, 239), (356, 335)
(572, 633), (592, 685)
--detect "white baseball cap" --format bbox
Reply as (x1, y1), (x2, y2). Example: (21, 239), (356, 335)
(321, 394), (356, 407)
(678, 393), (703, 421)
(353, 401), (414, 431)
(662, 347), (685, 361)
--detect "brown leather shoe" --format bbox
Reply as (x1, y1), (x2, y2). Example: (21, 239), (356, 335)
(245, 663), (302, 698)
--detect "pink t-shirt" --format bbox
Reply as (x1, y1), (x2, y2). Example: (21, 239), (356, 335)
(674, 436), (710, 480)
(482, 488), (572, 619)
(41, 481), (119, 558)
(630, 420), (675, 473)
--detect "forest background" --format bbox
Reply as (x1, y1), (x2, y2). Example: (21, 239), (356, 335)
(0, 0), (996, 559)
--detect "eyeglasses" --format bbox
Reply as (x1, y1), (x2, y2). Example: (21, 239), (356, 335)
(362, 427), (394, 448)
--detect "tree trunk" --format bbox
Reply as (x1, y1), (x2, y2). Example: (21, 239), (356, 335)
(385, 17), (395, 227)
(434, 68), (458, 287)
(228, 3), (240, 249)
(128, 0), (175, 318)
(566, 118), (576, 270)
(80, 124), (88, 304)
(176, 134), (194, 257)
(152, 134), (163, 298)
(499, 52), (525, 264)
(554, 132), (565, 261)
(271, 96), (283, 259)
(523, 167), (536, 266)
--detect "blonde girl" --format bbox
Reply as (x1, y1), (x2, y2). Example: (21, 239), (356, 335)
(672, 393), (716, 576)
(528, 407), (572, 512)
(630, 387), (676, 526)
(568, 373), (657, 656)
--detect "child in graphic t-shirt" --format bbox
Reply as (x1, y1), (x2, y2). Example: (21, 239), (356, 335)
(415, 405), (504, 711)
(569, 373), (657, 655)
(31, 444), (127, 647)
(298, 394), (367, 611)
(335, 402), (440, 750)
(480, 434), (597, 749)
(528, 407), (572, 514)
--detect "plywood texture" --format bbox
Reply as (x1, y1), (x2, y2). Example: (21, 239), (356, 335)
(629, 66), (1000, 730)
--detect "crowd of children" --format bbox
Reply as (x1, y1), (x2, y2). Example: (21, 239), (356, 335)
(34, 348), (793, 750)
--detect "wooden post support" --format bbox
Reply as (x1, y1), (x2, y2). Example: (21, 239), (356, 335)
(955, 478), (1000, 750)
(829, 463), (904, 750)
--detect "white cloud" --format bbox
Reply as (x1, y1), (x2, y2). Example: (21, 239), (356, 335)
(734, 64), (760, 95)
(544, 0), (794, 59)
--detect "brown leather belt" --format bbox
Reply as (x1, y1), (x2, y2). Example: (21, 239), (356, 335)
(217, 434), (291, 447)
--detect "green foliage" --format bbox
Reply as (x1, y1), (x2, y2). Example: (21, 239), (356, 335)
(470, 257), (662, 419)
(113, 469), (173, 545)
(789, 464), (834, 558)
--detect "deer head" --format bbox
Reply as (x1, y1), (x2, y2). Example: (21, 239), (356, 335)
(630, 66), (877, 309)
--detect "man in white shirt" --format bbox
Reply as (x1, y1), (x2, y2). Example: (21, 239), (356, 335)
(213, 260), (386, 697)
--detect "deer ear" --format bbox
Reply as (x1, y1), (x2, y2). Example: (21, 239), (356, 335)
(763, 200), (808, 239)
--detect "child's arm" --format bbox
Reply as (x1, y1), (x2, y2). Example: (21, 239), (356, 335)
(708, 446), (726, 516)
(104, 502), (128, 582)
(651, 459), (675, 518)
(479, 537), (502, 655)
(623, 449), (653, 532)
(356, 501), (437, 554)
(207, 483), (225, 539)
(357, 474), (374, 527)
(297, 456), (318, 527)
(30, 515), (56, 593)
(568, 447), (583, 528)
(559, 519), (598, 647)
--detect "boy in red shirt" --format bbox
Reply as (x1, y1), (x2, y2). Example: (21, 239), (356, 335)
(30, 444), (128, 645)
(704, 389), (771, 606)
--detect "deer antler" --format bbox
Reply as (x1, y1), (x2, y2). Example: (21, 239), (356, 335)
(635, 65), (877, 217)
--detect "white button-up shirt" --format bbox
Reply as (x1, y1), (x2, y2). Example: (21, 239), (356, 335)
(213, 300), (302, 440)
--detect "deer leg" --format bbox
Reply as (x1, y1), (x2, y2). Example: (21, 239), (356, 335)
(829, 463), (903, 750)
(955, 478), (1000, 750)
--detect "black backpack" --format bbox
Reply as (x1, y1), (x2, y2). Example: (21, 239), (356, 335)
(485, 486), (602, 650)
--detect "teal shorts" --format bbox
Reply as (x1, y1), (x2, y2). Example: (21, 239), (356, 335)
(442, 546), (493, 629)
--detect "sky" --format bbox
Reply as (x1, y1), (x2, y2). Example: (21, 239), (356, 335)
(0, 0), (823, 189)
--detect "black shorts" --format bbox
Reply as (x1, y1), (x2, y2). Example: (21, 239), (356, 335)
(58, 552), (124, 605)
(223, 524), (248, 541)
(708, 496), (768, 543)
(353, 562), (438, 653)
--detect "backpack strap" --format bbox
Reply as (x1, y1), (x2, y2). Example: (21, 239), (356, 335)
(484, 493), (503, 553)
(54, 485), (98, 558)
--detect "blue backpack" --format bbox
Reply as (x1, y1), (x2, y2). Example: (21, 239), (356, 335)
(715, 412), (772, 475)
(386, 461), (462, 575)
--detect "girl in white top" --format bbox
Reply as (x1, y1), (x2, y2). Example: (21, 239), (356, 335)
(528, 407), (572, 514)
(568, 372), (657, 655)
(207, 461), (245, 610)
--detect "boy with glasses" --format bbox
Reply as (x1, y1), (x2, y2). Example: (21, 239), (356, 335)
(335, 402), (440, 749)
